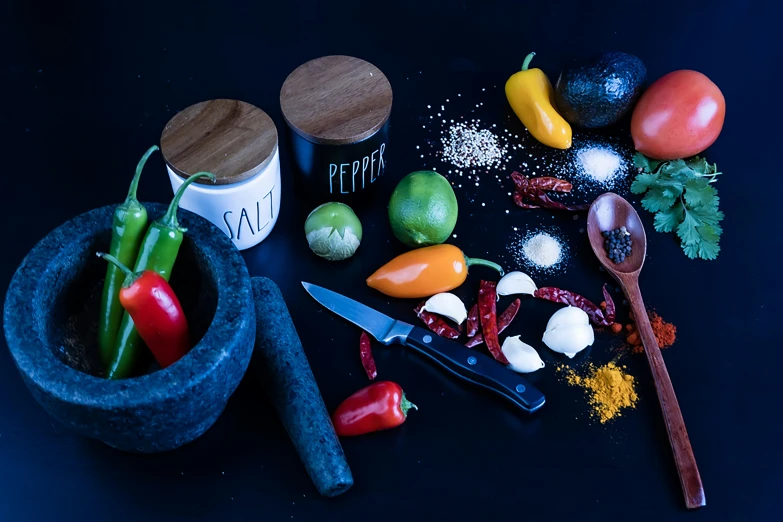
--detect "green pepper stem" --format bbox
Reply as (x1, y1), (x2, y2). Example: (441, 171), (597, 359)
(400, 393), (418, 417)
(126, 145), (159, 201)
(522, 52), (536, 71)
(160, 172), (216, 230)
(98, 252), (133, 278)
(465, 256), (505, 277)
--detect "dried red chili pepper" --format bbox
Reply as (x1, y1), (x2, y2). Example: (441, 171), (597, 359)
(602, 284), (616, 322)
(528, 176), (574, 192)
(476, 281), (509, 364)
(414, 303), (462, 340)
(466, 304), (479, 338)
(511, 172), (590, 212)
(466, 298), (521, 348)
(534, 284), (616, 326)
(360, 331), (377, 380)
(513, 191), (540, 209)
(522, 187), (590, 212)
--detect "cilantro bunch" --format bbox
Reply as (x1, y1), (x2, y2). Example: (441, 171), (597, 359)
(631, 153), (723, 260)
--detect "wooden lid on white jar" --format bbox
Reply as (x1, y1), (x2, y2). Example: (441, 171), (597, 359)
(160, 99), (278, 186)
(280, 55), (393, 146)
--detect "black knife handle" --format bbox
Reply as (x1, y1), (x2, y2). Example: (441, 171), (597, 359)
(404, 327), (545, 413)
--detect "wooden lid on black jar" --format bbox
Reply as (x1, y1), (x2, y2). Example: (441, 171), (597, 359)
(160, 99), (278, 185)
(280, 55), (393, 146)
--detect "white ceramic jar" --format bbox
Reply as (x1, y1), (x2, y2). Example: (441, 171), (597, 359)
(160, 99), (280, 251)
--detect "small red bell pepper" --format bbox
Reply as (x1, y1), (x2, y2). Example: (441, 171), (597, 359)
(332, 381), (417, 437)
(98, 253), (190, 369)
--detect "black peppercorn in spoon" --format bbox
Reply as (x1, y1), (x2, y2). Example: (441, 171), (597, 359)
(587, 192), (706, 510)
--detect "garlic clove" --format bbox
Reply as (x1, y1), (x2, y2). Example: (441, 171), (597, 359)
(542, 307), (595, 358)
(421, 293), (468, 325)
(545, 306), (589, 330)
(497, 271), (538, 297)
(501, 336), (545, 373)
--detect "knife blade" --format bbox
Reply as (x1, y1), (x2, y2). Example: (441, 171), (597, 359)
(302, 282), (545, 413)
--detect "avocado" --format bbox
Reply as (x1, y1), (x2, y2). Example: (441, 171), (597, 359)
(554, 52), (646, 129)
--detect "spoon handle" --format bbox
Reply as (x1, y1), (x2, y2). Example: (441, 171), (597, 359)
(625, 282), (706, 509)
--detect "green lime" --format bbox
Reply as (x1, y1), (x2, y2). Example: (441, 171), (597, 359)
(388, 171), (458, 247)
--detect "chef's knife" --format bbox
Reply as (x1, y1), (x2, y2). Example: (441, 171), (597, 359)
(302, 282), (545, 413)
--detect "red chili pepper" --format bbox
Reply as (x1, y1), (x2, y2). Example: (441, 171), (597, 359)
(514, 175), (574, 193)
(602, 284), (616, 322)
(414, 303), (462, 340)
(331, 381), (417, 437)
(534, 284), (616, 326)
(98, 253), (189, 368)
(511, 172), (590, 212)
(466, 298), (521, 348)
(476, 281), (508, 364)
(359, 331), (377, 380)
(513, 191), (541, 209)
(466, 304), (479, 338)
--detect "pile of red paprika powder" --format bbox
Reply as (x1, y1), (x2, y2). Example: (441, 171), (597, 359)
(622, 310), (677, 354)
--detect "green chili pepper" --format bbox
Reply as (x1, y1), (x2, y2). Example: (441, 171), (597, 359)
(106, 171), (216, 379)
(98, 145), (159, 366)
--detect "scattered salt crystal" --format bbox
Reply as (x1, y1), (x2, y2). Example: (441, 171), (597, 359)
(574, 145), (623, 186)
(508, 229), (569, 274)
(523, 233), (562, 267)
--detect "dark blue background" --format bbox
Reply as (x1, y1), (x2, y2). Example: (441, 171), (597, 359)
(2, 1), (780, 521)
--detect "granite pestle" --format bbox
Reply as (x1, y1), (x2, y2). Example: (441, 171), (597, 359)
(251, 277), (353, 497)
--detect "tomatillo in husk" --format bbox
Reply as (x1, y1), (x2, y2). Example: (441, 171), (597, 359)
(305, 202), (363, 261)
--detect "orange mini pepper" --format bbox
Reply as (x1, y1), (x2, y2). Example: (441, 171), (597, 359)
(366, 244), (504, 299)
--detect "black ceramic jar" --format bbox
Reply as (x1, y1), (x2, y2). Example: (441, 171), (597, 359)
(280, 55), (392, 206)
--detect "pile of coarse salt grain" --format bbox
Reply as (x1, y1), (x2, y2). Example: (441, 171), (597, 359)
(441, 121), (509, 171)
(508, 228), (569, 274)
(573, 144), (626, 188)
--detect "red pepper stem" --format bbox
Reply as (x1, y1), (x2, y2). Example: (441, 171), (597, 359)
(521, 52), (536, 71)
(464, 256), (505, 277)
(160, 172), (216, 231)
(399, 393), (417, 417)
(97, 252), (134, 280)
(126, 145), (159, 201)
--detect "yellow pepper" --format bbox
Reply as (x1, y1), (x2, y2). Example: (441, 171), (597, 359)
(366, 244), (504, 299)
(505, 52), (572, 149)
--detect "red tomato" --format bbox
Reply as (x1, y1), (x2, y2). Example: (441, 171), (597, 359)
(631, 70), (725, 160)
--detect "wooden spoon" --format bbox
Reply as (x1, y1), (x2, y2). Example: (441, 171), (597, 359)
(587, 192), (706, 509)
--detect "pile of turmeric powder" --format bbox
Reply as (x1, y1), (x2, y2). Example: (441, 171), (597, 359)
(559, 362), (638, 423)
